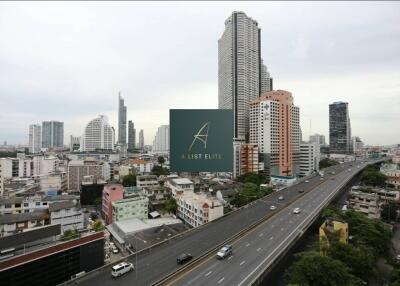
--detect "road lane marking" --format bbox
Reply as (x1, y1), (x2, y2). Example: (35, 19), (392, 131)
(228, 256), (233, 260)
(246, 243), (250, 247)
(240, 260), (246, 266)
(257, 248), (261, 252)
(218, 277), (225, 284)
(270, 236), (274, 240)
(205, 271), (212, 277)
(259, 233), (264, 237)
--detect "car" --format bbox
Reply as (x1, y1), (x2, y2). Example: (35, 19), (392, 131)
(305, 180), (309, 183)
(298, 189), (304, 193)
(270, 205), (277, 210)
(330, 171), (336, 175)
(320, 178), (324, 181)
(278, 196), (284, 201)
(348, 169), (352, 171)
(112, 247), (119, 254)
(216, 245), (233, 259)
(111, 262), (134, 278)
(293, 208), (301, 214)
(177, 253), (193, 264)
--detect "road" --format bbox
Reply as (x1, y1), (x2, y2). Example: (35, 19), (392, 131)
(70, 160), (372, 286)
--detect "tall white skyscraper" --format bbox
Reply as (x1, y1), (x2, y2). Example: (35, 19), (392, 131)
(118, 93), (127, 145)
(218, 11), (272, 141)
(152, 125), (169, 152)
(42, 121), (64, 148)
(29, 124), (42, 153)
(81, 115), (115, 151)
(138, 129), (144, 149)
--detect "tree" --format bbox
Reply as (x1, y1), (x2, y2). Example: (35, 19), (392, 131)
(92, 220), (104, 232)
(361, 171), (387, 187)
(231, 182), (259, 207)
(381, 202), (400, 222)
(286, 251), (364, 286)
(151, 165), (170, 176)
(158, 156), (165, 166)
(61, 229), (80, 241)
(122, 173), (137, 187)
(236, 172), (268, 186)
(319, 158), (339, 170)
(165, 198), (177, 214)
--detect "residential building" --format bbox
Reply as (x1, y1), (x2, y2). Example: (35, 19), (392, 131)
(351, 185), (400, 202)
(112, 195), (149, 222)
(136, 175), (159, 189)
(0, 211), (46, 236)
(165, 177), (194, 199)
(0, 226), (104, 286)
(348, 190), (381, 219)
(240, 144), (260, 175)
(233, 141), (242, 178)
(152, 125), (169, 152)
(218, 11), (272, 140)
(81, 115), (115, 151)
(249, 90), (300, 177)
(42, 121), (64, 148)
(32, 155), (59, 176)
(118, 93), (127, 145)
(102, 184), (124, 225)
(129, 159), (154, 173)
(128, 120), (136, 150)
(177, 193), (223, 227)
(67, 158), (104, 191)
(39, 173), (67, 194)
(319, 218), (348, 255)
(329, 102), (352, 154)
(298, 142), (320, 177)
(138, 129), (144, 149)
(309, 134), (326, 146)
(70, 135), (81, 151)
(29, 124), (42, 154)
(380, 163), (400, 189)
(49, 200), (84, 234)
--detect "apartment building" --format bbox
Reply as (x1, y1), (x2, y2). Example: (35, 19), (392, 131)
(67, 158), (104, 191)
(112, 195), (149, 222)
(136, 175), (159, 189)
(348, 190), (381, 219)
(165, 177), (194, 199)
(298, 142), (320, 177)
(380, 163), (400, 189)
(49, 200), (84, 234)
(102, 184), (124, 225)
(0, 211), (46, 237)
(129, 159), (154, 173)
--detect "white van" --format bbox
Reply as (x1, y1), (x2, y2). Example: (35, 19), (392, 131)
(111, 262), (134, 278)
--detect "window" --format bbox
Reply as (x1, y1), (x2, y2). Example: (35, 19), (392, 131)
(35, 202), (41, 206)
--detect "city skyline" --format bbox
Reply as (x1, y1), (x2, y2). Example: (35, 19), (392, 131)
(0, 2), (399, 146)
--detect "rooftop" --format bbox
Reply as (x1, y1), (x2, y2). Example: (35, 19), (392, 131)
(0, 211), (46, 224)
(48, 200), (77, 212)
(171, 178), (193, 185)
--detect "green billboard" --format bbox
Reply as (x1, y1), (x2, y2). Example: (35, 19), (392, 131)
(170, 109), (233, 172)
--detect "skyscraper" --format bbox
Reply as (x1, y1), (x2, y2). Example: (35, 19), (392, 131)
(309, 134), (326, 146)
(29, 124), (42, 153)
(118, 93), (127, 145)
(138, 129), (144, 150)
(42, 121), (64, 148)
(128, 120), (136, 150)
(329, 102), (352, 154)
(81, 115), (115, 151)
(152, 125), (169, 152)
(250, 90), (300, 177)
(218, 11), (272, 141)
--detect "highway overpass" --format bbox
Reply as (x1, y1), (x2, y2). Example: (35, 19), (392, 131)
(67, 159), (383, 286)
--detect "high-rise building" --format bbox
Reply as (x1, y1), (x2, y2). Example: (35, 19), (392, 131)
(70, 135), (81, 151)
(118, 93), (127, 145)
(351, 136), (364, 154)
(240, 144), (261, 175)
(250, 90), (300, 177)
(128, 120), (136, 150)
(42, 121), (64, 148)
(29, 124), (42, 154)
(299, 142), (320, 177)
(329, 102), (352, 154)
(81, 115), (115, 152)
(152, 125), (169, 152)
(309, 134), (326, 146)
(138, 129), (144, 150)
(218, 11), (272, 141)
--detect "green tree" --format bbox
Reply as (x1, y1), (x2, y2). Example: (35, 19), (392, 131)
(151, 165), (170, 176)
(232, 182), (259, 207)
(319, 158), (339, 170)
(165, 198), (177, 214)
(92, 220), (104, 232)
(361, 171), (387, 187)
(381, 202), (400, 222)
(61, 229), (80, 241)
(327, 242), (374, 280)
(286, 251), (363, 286)
(122, 173), (137, 187)
(236, 172), (268, 186)
(158, 156), (165, 166)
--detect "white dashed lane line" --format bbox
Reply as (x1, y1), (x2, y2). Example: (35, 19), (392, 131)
(240, 261), (246, 266)
(205, 271), (212, 277)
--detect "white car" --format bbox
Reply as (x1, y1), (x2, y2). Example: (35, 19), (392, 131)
(112, 247), (120, 254)
(278, 196), (284, 201)
(111, 262), (134, 278)
(270, 205), (277, 210)
(305, 180), (309, 183)
(216, 245), (233, 259)
(293, 208), (301, 214)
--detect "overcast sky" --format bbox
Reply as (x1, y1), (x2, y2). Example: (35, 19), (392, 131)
(0, 1), (399, 146)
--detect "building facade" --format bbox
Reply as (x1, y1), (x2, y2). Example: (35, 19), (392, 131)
(102, 184), (124, 225)
(81, 115), (115, 151)
(298, 142), (320, 177)
(67, 159), (104, 191)
(29, 124), (42, 154)
(118, 93), (127, 145)
(240, 144), (260, 175)
(138, 129), (144, 149)
(49, 201), (84, 234)
(70, 136), (81, 151)
(42, 121), (64, 148)
(218, 11), (272, 140)
(309, 134), (326, 146)
(380, 163), (400, 189)
(329, 102), (352, 154)
(152, 125), (169, 152)
(128, 120), (136, 150)
(249, 90), (300, 177)
(319, 218), (348, 255)
(112, 195), (149, 222)
(165, 178), (194, 199)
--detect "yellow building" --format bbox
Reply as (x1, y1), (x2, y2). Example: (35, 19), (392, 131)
(319, 217), (348, 255)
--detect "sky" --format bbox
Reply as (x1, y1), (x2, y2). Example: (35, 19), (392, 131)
(0, 1), (399, 146)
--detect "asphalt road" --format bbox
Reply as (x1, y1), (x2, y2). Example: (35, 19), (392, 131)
(170, 161), (369, 286)
(71, 160), (372, 286)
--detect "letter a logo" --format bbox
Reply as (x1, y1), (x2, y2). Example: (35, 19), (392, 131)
(189, 122), (210, 151)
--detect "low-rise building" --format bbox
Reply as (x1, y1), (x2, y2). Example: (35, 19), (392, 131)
(112, 195), (149, 222)
(0, 211), (46, 236)
(351, 185), (400, 203)
(38, 172), (67, 194)
(49, 200), (84, 234)
(67, 158), (104, 191)
(177, 193), (223, 228)
(0, 196), (48, 215)
(102, 184), (124, 225)
(319, 218), (348, 255)
(165, 177), (194, 199)
(129, 159), (153, 173)
(298, 142), (320, 177)
(380, 163), (400, 189)
(348, 190), (381, 219)
(136, 175), (159, 189)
